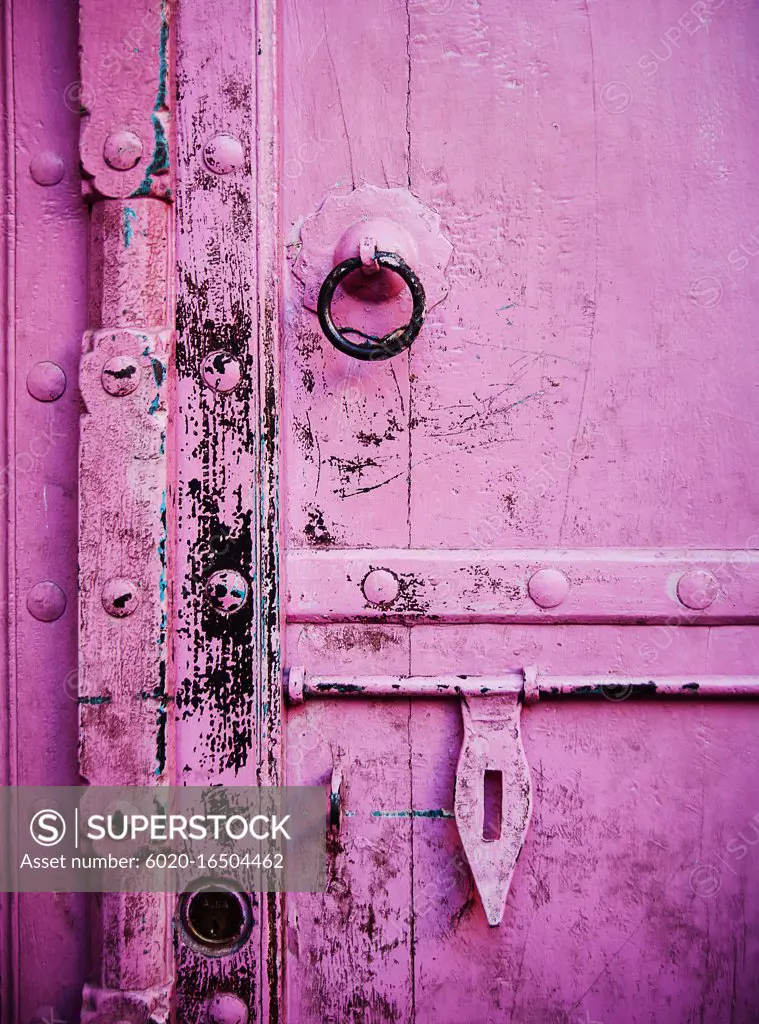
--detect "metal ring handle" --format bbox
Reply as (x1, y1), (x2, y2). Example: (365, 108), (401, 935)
(316, 251), (427, 361)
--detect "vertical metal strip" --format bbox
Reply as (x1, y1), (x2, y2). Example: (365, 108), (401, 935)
(77, 1), (175, 1019)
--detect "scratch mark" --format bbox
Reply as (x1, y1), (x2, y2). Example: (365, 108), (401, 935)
(338, 469), (405, 498)
(323, 6), (355, 189)
(389, 361), (405, 415)
(569, 857), (688, 1012)
(509, 915), (533, 1018)
(306, 410), (321, 496)
(429, 390), (545, 439)
(560, 0), (599, 543)
(306, 28), (326, 64)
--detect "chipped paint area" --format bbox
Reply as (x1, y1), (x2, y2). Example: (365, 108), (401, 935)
(171, 0), (282, 1015)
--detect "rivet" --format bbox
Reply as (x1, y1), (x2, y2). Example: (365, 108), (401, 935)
(206, 570), (248, 614)
(103, 129), (143, 171)
(201, 351), (242, 393)
(29, 151), (64, 186)
(27, 361), (66, 402)
(102, 578), (141, 618)
(677, 569), (719, 610)
(362, 568), (400, 606)
(528, 568), (570, 609)
(27, 581), (66, 622)
(203, 134), (245, 175)
(205, 993), (249, 1024)
(102, 356), (140, 396)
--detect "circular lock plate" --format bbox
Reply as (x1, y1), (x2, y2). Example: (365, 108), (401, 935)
(177, 879), (254, 957)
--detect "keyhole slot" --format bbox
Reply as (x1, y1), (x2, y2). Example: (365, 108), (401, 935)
(482, 770), (503, 842)
(178, 879), (254, 957)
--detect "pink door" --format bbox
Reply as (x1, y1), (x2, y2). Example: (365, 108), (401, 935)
(4, 0), (759, 1021)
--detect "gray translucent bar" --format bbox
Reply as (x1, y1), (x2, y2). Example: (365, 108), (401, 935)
(0, 786), (326, 893)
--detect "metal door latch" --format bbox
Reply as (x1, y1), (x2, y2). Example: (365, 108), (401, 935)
(287, 665), (759, 924)
(287, 666), (534, 926)
(455, 693), (532, 926)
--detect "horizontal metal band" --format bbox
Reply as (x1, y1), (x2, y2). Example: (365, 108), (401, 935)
(286, 548), (759, 624)
(286, 668), (759, 704)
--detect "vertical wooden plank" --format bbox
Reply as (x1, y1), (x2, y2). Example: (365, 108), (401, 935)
(282, 0), (413, 554)
(3, 0), (89, 1018)
(173, 0), (284, 1018)
(407, 0), (597, 550)
(284, 624), (414, 1024)
(0, 4), (11, 1015)
(409, 624), (759, 1021)
(281, 3), (416, 1018)
(560, 0), (759, 547)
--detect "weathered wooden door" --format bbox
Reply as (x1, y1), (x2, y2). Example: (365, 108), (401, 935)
(4, 0), (759, 1021)
(281, 0), (759, 1019)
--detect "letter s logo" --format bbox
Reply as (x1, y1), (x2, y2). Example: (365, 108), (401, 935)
(29, 809), (66, 847)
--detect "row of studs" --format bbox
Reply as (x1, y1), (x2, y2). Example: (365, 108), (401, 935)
(359, 566), (720, 611)
(29, 131), (245, 186)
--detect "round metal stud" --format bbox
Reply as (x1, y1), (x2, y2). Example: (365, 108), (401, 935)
(29, 151), (65, 186)
(201, 351), (242, 393)
(103, 130), (143, 171)
(205, 993), (249, 1024)
(102, 356), (141, 396)
(677, 569), (719, 610)
(102, 578), (141, 618)
(362, 568), (400, 606)
(27, 361), (66, 402)
(203, 134), (245, 175)
(206, 570), (249, 614)
(527, 568), (570, 609)
(27, 581), (67, 622)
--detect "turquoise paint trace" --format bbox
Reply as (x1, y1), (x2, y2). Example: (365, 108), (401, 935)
(370, 809), (455, 819)
(131, 1), (170, 198)
(122, 206), (138, 248)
